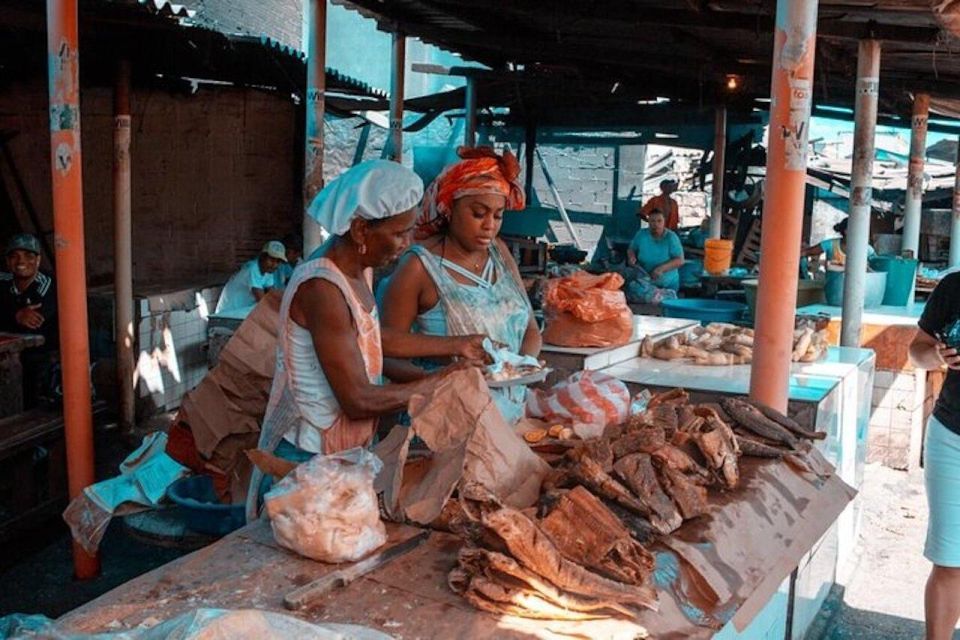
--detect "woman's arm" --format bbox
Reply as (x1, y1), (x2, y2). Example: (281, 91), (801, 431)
(292, 278), (468, 419)
(383, 357), (428, 383)
(497, 239), (543, 357)
(380, 253), (487, 360)
(910, 328), (960, 371)
(626, 247), (638, 266)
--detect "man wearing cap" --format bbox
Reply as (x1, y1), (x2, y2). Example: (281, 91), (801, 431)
(639, 179), (681, 231)
(0, 233), (59, 406)
(215, 241), (287, 314)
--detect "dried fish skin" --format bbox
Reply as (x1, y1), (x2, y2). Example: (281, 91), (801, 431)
(539, 486), (656, 587)
(450, 569), (611, 621)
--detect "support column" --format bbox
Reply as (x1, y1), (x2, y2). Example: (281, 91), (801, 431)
(113, 60), (135, 435)
(46, 0), (99, 579)
(902, 93), (929, 260)
(388, 30), (405, 162)
(749, 0), (819, 412)
(524, 123), (536, 203)
(464, 77), (477, 147)
(302, 0), (327, 255)
(951, 134), (960, 268)
(710, 105), (727, 239)
(840, 40), (881, 348)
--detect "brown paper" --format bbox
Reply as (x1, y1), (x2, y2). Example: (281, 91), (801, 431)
(179, 292), (281, 459)
(631, 448), (856, 636)
(374, 368), (550, 524)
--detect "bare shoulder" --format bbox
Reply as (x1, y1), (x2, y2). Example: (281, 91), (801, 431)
(291, 277), (351, 328)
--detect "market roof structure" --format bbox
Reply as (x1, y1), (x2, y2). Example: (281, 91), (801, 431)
(0, 0), (387, 112)
(334, 0), (960, 126)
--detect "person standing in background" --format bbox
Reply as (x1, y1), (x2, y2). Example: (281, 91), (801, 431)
(215, 240), (286, 313)
(639, 179), (681, 230)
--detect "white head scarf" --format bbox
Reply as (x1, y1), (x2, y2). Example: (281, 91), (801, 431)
(307, 160), (424, 236)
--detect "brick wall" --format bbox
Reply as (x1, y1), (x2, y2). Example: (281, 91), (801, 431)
(0, 78), (300, 285)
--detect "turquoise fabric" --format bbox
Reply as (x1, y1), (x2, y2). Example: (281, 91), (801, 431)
(406, 243), (532, 424)
(924, 415), (960, 567)
(628, 228), (684, 290)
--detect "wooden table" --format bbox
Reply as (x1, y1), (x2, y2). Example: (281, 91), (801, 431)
(58, 451), (854, 639)
(0, 332), (44, 417)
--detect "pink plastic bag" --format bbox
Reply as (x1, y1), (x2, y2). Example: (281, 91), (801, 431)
(526, 370), (631, 435)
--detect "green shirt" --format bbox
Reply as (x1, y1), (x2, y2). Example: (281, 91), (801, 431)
(629, 228), (684, 290)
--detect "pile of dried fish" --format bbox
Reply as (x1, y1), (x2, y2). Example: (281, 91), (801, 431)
(640, 322), (828, 365)
(447, 388), (827, 620)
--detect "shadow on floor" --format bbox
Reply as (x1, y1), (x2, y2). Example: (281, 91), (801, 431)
(0, 418), (192, 618)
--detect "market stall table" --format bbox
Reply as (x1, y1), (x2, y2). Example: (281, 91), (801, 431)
(57, 451), (852, 639)
(0, 332), (44, 417)
(599, 346), (874, 638)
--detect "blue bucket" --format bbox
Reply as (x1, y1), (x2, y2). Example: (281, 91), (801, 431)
(869, 256), (918, 306)
(660, 298), (746, 324)
(824, 269), (887, 308)
(167, 475), (245, 537)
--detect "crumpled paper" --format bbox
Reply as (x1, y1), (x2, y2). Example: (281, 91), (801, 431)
(374, 367), (549, 524)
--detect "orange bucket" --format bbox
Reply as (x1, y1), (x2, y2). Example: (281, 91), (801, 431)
(704, 238), (733, 275)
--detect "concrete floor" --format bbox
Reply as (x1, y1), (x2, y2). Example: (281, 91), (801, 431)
(819, 463), (958, 640)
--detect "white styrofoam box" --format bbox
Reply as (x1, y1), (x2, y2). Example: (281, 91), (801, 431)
(870, 407), (892, 429)
(874, 370), (896, 388)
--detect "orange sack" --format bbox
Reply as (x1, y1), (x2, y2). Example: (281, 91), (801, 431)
(542, 271), (634, 347)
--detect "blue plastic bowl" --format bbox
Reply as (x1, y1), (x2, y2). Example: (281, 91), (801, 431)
(660, 298), (747, 324)
(166, 475), (245, 536)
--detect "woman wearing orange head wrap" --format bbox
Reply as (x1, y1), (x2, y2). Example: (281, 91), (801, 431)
(381, 146), (541, 424)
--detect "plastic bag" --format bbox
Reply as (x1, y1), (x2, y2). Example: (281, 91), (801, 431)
(526, 370), (631, 432)
(541, 271), (634, 347)
(0, 609), (393, 639)
(264, 447), (386, 563)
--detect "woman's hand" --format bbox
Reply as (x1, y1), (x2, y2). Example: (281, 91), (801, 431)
(453, 334), (489, 361)
(650, 266), (664, 280)
(936, 342), (960, 370)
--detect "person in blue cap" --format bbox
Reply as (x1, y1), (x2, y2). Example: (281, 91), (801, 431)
(0, 233), (60, 406)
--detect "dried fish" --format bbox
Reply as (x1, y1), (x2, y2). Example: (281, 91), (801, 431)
(459, 547), (637, 618)
(539, 486), (656, 586)
(613, 453), (683, 535)
(450, 569), (610, 621)
(735, 436), (786, 458)
(721, 398), (798, 449)
(744, 399), (826, 440)
(655, 463), (709, 520)
(480, 507), (660, 610)
(568, 455), (651, 516)
(611, 426), (667, 458)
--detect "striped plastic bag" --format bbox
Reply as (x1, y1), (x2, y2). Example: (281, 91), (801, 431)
(525, 370), (631, 435)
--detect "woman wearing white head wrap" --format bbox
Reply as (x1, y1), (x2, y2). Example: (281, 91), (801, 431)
(247, 162), (478, 518)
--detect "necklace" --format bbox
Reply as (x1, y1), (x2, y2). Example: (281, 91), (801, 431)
(441, 237), (485, 272)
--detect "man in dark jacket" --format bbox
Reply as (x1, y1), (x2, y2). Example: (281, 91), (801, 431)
(0, 233), (59, 406)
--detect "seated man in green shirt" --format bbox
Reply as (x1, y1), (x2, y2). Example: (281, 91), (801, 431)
(627, 208), (685, 290)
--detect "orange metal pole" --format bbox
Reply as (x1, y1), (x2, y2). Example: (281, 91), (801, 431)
(46, 0), (99, 578)
(749, 0), (819, 412)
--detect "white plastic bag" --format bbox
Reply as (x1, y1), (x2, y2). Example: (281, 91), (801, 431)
(264, 447), (386, 563)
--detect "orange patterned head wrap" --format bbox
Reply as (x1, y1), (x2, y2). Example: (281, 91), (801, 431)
(416, 146), (525, 239)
